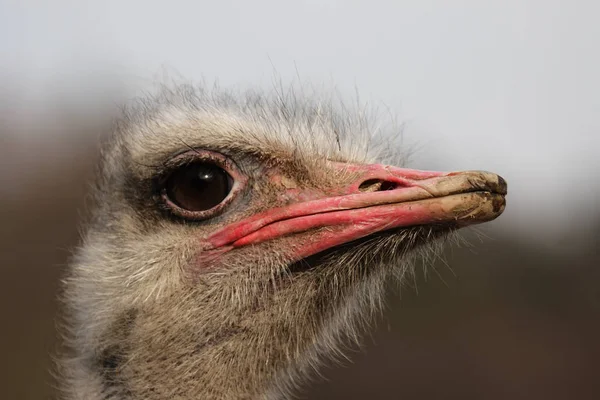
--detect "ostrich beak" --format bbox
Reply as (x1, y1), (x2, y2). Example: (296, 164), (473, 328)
(206, 164), (507, 261)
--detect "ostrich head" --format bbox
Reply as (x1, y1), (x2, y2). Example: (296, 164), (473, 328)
(60, 85), (507, 399)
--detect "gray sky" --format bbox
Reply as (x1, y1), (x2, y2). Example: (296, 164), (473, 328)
(2, 0), (599, 246)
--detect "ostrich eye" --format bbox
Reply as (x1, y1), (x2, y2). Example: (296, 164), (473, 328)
(165, 162), (233, 213)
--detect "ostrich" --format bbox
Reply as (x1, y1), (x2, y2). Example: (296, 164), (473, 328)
(59, 84), (507, 400)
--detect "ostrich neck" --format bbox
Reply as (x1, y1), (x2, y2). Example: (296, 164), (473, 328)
(64, 262), (386, 400)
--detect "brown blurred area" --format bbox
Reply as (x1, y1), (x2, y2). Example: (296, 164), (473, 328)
(1, 97), (599, 400)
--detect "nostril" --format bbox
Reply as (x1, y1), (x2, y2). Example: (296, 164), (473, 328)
(380, 181), (398, 191)
(358, 179), (399, 193)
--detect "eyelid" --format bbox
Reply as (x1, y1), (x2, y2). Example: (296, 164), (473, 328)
(164, 149), (230, 170)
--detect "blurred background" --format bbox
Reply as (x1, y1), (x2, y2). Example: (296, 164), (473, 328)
(1, 1), (599, 399)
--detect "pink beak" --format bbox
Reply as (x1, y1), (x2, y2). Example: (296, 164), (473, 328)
(205, 163), (507, 262)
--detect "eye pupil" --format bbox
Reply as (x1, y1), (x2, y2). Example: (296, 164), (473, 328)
(165, 162), (233, 213)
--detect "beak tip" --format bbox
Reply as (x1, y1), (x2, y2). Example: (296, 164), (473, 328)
(496, 175), (508, 195)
